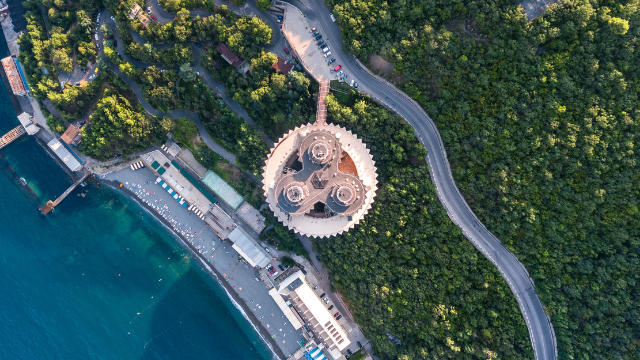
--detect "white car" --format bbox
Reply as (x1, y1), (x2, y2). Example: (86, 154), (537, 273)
(323, 52), (331, 58)
(350, 79), (355, 87)
(329, 13), (336, 22)
(111, 16), (115, 21)
(337, 70), (344, 77)
(322, 46), (330, 53)
(147, 7), (151, 13)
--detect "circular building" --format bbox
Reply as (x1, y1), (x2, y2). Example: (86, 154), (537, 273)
(263, 123), (378, 237)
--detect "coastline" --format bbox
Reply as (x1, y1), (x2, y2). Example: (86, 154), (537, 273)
(99, 178), (286, 360)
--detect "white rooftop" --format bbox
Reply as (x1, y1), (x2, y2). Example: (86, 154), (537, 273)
(17, 112), (39, 135)
(47, 138), (81, 171)
(228, 227), (272, 268)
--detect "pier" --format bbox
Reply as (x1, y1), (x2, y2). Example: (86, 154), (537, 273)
(40, 172), (90, 215)
(0, 125), (26, 149)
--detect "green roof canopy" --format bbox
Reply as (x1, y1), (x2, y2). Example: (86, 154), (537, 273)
(201, 170), (244, 210)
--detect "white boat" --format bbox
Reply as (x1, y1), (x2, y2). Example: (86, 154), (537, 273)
(19, 177), (27, 185)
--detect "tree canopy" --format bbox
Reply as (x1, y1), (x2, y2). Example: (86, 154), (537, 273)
(328, 0), (640, 357)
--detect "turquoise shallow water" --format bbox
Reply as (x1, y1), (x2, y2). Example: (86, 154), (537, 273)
(0, 35), (271, 360)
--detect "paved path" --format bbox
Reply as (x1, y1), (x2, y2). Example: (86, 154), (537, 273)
(287, 1), (558, 359)
(98, 10), (236, 164)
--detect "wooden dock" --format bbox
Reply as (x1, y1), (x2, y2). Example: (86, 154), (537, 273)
(0, 125), (26, 150)
(40, 172), (90, 215)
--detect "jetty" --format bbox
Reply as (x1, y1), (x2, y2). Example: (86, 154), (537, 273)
(0, 125), (26, 149)
(40, 172), (90, 215)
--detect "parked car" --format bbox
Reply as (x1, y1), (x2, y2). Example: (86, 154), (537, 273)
(316, 255), (321, 262)
(313, 285), (319, 290)
(315, 35), (322, 40)
(354, 82), (358, 89)
(319, 293), (325, 298)
(151, 15), (157, 21)
(330, 13), (336, 22)
(311, 27), (316, 31)
(111, 15), (115, 21)
(334, 312), (340, 317)
(278, 264), (285, 271)
(350, 79), (355, 87)
(317, 40), (324, 46)
(336, 315), (342, 320)
(346, 349), (352, 355)
(194, 42), (202, 47)
(312, 31), (319, 36)
(343, 73), (348, 80)
(328, 58), (336, 65)
(337, 70), (344, 77)
(328, 305), (334, 310)
(321, 44), (329, 49)
(113, 39), (117, 47)
(323, 52), (332, 58)
(357, 341), (362, 348)
(284, 47), (290, 54)
(277, 15), (283, 20)
(147, 7), (151, 13)
(334, 65), (342, 71)
(272, 271), (279, 277)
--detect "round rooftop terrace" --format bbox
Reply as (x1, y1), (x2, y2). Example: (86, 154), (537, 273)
(263, 123), (378, 238)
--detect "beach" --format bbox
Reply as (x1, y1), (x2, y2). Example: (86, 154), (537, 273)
(102, 166), (305, 359)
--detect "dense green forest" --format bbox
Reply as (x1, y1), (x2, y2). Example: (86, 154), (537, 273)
(327, 0), (640, 357)
(199, 98), (268, 177)
(79, 87), (165, 159)
(314, 92), (533, 359)
(204, 50), (316, 139)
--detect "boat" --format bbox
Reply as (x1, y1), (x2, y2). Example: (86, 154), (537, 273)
(19, 177), (27, 185)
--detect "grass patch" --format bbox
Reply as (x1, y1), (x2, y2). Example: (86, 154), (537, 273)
(193, 146), (264, 208)
(329, 80), (356, 105)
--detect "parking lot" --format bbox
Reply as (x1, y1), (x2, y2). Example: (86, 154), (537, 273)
(282, 3), (334, 81)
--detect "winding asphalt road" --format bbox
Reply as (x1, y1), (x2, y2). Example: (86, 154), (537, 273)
(284, 1), (557, 359)
(97, 2), (556, 358)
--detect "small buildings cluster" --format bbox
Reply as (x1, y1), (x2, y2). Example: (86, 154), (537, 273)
(143, 150), (272, 268)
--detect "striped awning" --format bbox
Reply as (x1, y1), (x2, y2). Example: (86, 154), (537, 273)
(130, 161), (144, 170)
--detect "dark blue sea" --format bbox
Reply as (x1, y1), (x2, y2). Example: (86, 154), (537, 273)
(0, 34), (272, 360)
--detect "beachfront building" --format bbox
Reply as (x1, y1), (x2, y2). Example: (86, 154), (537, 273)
(269, 271), (351, 358)
(143, 150), (214, 219)
(2, 56), (27, 96)
(17, 112), (39, 135)
(227, 226), (272, 268)
(205, 203), (236, 239)
(262, 122), (377, 238)
(47, 138), (82, 171)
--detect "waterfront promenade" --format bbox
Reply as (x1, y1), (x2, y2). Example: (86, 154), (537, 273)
(104, 167), (304, 358)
